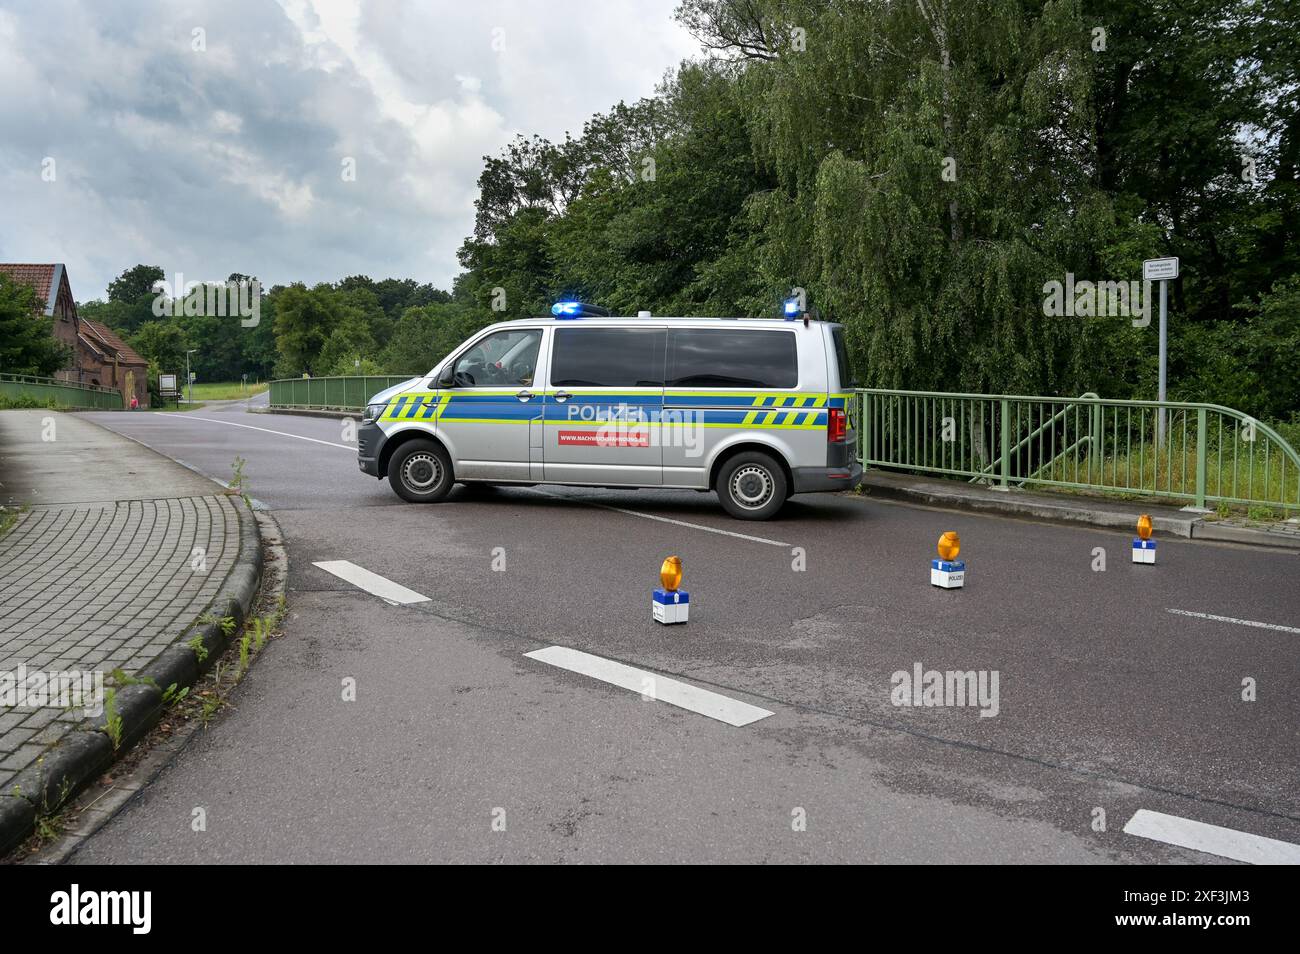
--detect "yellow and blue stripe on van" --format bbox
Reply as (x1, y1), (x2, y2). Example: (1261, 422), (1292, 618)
(379, 390), (849, 429)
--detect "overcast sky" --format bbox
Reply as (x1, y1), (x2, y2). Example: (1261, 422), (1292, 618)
(0, 0), (699, 301)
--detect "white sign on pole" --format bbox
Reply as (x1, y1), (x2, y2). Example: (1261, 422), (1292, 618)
(160, 373), (177, 392)
(1143, 257), (1180, 282)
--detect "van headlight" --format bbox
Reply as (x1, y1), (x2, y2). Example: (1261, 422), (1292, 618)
(363, 402), (387, 423)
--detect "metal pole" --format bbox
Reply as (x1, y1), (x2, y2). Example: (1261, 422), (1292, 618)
(1157, 279), (1168, 445)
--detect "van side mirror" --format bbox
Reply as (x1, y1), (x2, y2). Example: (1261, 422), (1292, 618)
(437, 366), (454, 387)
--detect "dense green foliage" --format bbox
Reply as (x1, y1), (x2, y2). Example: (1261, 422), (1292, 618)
(72, 0), (1297, 425)
(0, 274), (70, 376)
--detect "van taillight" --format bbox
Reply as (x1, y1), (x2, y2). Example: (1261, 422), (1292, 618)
(828, 408), (847, 443)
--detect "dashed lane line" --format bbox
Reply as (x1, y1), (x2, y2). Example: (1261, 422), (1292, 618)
(1167, 608), (1300, 635)
(313, 560), (430, 605)
(523, 645), (774, 727)
(1123, 809), (1300, 864)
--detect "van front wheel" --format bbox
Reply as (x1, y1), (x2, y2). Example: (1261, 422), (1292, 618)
(716, 451), (787, 520)
(388, 439), (453, 503)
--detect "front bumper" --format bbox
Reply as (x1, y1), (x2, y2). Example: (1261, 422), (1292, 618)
(358, 421), (385, 477)
(792, 461), (863, 494)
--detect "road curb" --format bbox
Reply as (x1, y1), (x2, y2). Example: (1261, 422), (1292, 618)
(859, 474), (1193, 537)
(256, 406), (358, 420)
(1190, 520), (1300, 550)
(858, 472), (1300, 550)
(0, 496), (264, 856)
(18, 510), (287, 865)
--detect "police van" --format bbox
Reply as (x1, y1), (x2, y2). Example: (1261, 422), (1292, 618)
(357, 301), (860, 520)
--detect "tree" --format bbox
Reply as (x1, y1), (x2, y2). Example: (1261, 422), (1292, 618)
(0, 274), (69, 376)
(128, 321), (190, 374)
(87, 264), (167, 336)
(107, 264), (165, 304)
(272, 283), (342, 376)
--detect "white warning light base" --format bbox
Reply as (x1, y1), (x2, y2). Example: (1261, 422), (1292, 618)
(653, 588), (690, 624)
(1132, 538), (1156, 564)
(930, 559), (965, 589)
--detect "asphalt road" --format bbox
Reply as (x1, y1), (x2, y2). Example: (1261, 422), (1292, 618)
(62, 399), (1300, 863)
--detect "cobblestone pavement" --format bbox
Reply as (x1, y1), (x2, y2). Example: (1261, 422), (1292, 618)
(0, 410), (245, 793)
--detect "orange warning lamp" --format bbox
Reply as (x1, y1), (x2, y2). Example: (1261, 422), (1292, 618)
(937, 531), (961, 562)
(1137, 514), (1153, 541)
(660, 556), (683, 592)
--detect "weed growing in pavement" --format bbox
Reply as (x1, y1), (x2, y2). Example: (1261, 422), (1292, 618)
(103, 689), (123, 750)
(109, 668), (156, 690)
(187, 634), (209, 664)
(33, 812), (65, 843)
(198, 663), (227, 725)
(229, 455), (251, 508)
(196, 613), (237, 639)
(161, 683), (189, 705)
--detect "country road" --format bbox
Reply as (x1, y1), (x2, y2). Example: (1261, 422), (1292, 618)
(62, 400), (1300, 863)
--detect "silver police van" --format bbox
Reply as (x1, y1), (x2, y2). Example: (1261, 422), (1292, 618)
(357, 302), (860, 520)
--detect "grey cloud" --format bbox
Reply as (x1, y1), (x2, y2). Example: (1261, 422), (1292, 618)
(0, 0), (697, 298)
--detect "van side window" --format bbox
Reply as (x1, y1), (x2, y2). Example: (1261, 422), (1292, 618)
(666, 329), (797, 388)
(452, 329), (541, 387)
(550, 328), (665, 387)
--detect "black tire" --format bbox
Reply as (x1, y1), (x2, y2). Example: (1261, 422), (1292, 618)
(388, 439), (454, 503)
(715, 451), (788, 520)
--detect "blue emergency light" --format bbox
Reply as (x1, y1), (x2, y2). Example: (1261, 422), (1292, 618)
(783, 297), (802, 319)
(550, 301), (610, 318)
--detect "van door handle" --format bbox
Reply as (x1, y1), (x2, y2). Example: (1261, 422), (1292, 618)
(554, 390), (571, 403)
(516, 390), (533, 402)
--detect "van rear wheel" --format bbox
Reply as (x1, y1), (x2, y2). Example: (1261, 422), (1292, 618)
(388, 439), (453, 503)
(716, 451), (787, 520)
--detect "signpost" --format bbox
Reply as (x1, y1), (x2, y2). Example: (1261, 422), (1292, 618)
(1143, 257), (1179, 444)
(159, 373), (179, 406)
(185, 349), (198, 405)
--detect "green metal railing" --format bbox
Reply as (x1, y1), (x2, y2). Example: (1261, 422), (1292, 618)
(857, 389), (1300, 511)
(269, 376), (413, 411)
(0, 373), (123, 410)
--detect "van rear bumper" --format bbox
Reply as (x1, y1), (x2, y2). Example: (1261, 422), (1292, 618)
(792, 462), (862, 494)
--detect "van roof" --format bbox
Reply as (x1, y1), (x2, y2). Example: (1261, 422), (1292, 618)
(489, 315), (837, 330)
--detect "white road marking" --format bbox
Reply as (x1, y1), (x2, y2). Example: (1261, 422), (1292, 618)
(1167, 608), (1300, 635)
(531, 489), (791, 547)
(524, 646), (773, 727)
(313, 560), (430, 605)
(169, 416), (354, 450)
(1123, 809), (1300, 864)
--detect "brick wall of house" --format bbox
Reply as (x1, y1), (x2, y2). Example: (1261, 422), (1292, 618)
(51, 275), (80, 384)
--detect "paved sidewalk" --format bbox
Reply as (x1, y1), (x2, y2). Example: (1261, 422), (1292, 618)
(0, 410), (256, 839)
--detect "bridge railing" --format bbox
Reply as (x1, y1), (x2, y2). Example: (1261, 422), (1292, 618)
(268, 376), (414, 411)
(856, 389), (1300, 511)
(0, 373), (124, 410)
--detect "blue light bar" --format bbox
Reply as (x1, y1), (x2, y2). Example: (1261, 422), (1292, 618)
(783, 297), (802, 319)
(552, 301), (582, 317)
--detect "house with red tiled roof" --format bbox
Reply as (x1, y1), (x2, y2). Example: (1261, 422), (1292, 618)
(0, 263), (149, 407)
